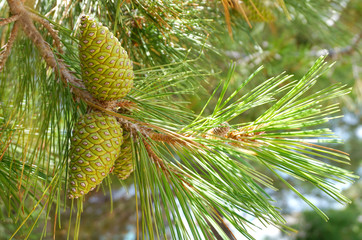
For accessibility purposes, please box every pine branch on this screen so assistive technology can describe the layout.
[0,14,19,26]
[1,1,359,239]
[143,139,169,173]
[30,12,64,54]
[4,0,201,154]
[6,0,90,100]
[0,21,19,72]
[117,116,197,149]
[115,99,137,111]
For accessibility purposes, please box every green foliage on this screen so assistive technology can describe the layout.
[292,203,362,240]
[0,0,361,239]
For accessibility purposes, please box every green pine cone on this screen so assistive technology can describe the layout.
[113,131,134,180]
[68,111,123,199]
[79,15,134,101]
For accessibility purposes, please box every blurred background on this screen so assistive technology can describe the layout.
[0,0,361,239]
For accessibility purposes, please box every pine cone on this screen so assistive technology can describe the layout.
[68,111,123,199]
[113,131,134,180]
[79,15,134,101]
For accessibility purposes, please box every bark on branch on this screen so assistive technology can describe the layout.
[30,12,64,54]
[6,0,96,103]
[0,21,19,71]
[0,14,19,26]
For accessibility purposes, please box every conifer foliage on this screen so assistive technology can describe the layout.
[0,0,359,239]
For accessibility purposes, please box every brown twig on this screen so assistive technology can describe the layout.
[113,110,201,146]
[143,139,168,172]
[5,0,203,157]
[0,14,20,26]
[117,115,195,149]
[117,117,152,137]
[142,139,193,185]
[0,21,19,72]
[6,0,97,104]
[148,131,189,145]
[209,207,237,240]
[116,100,137,111]
[227,128,264,142]
[30,12,64,54]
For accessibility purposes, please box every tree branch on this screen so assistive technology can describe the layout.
[142,139,193,184]
[143,139,169,172]
[0,14,20,26]
[116,100,137,111]
[5,0,203,157]
[6,0,97,103]
[0,21,19,72]
[30,12,64,54]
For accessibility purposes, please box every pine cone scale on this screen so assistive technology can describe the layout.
[68,112,123,199]
[79,16,134,101]
[113,131,134,180]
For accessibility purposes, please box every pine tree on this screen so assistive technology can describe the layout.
[0,0,360,239]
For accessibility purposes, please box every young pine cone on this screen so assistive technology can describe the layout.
[68,111,123,199]
[113,131,134,180]
[79,15,134,101]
